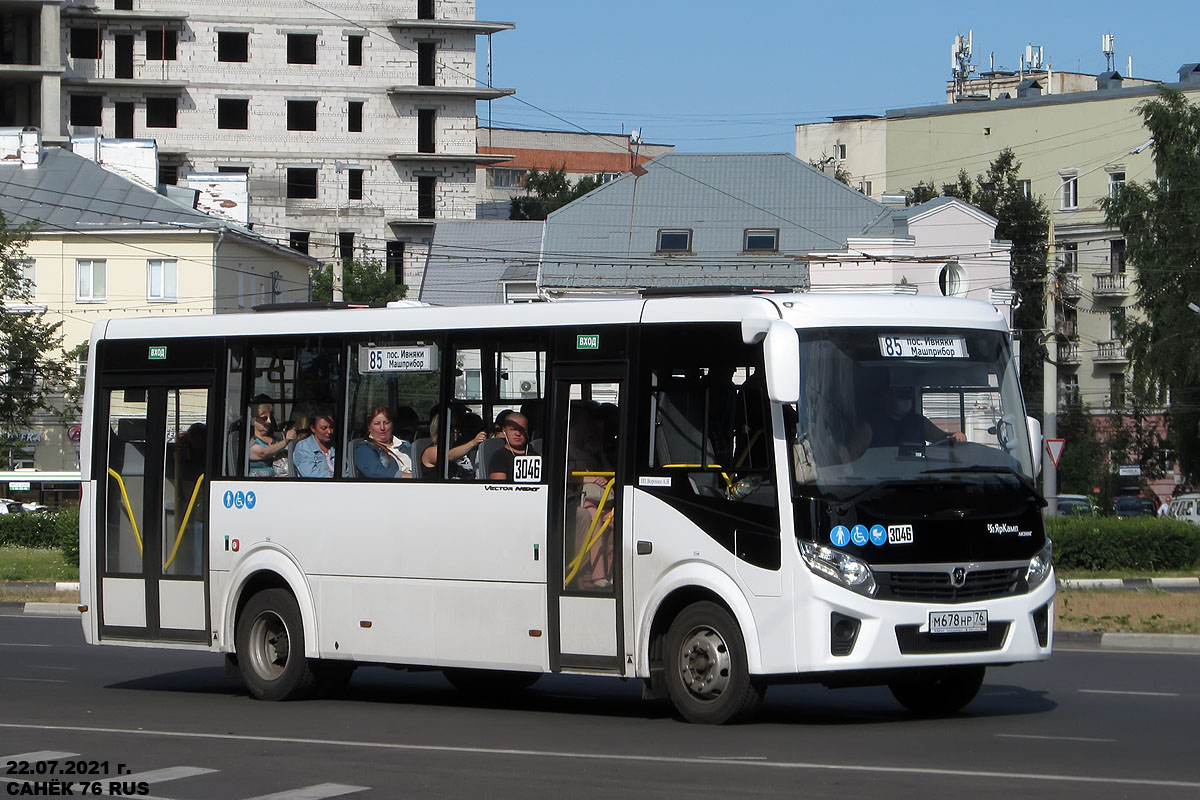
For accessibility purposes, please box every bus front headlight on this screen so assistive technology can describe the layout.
[800,541,877,597]
[1026,539,1053,590]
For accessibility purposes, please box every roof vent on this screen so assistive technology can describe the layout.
[1016,79,1042,98]
[1097,70,1123,90]
[1178,63,1200,84]
[880,193,907,208]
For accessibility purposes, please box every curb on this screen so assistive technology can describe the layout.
[0,581,80,592]
[1056,630,1200,651]
[1059,577,1200,591]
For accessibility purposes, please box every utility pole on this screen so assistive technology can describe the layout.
[1042,213,1058,514]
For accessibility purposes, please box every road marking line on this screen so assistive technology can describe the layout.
[242,783,371,799]
[122,766,218,783]
[698,756,769,761]
[0,722,1197,790]
[0,642,52,647]
[0,751,78,762]
[996,734,1116,743]
[1055,647,1200,657]
[1079,689,1180,697]
[1,677,68,683]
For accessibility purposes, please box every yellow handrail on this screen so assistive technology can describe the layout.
[106,468,143,556]
[565,476,615,587]
[163,474,204,572]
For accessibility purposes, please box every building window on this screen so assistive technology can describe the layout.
[386,241,405,284]
[286,100,318,131]
[417,42,435,86]
[657,229,692,252]
[70,95,102,126]
[146,28,177,61]
[1110,307,1125,340]
[858,180,872,196]
[599,172,622,183]
[1018,179,1031,198]
[1108,171,1125,199]
[418,0,435,19]
[76,260,106,302]
[1109,373,1125,409]
[19,260,35,296]
[1061,305,1078,339]
[938,262,967,297]
[286,168,318,199]
[417,108,436,153]
[1111,239,1126,274]
[115,102,134,137]
[348,168,363,200]
[338,232,355,261]
[115,0,133,9]
[289,232,310,254]
[158,164,178,185]
[147,259,177,301]
[348,101,364,132]
[486,167,525,188]
[287,33,318,65]
[217,98,249,129]
[1060,175,1078,210]
[218,165,250,174]
[69,28,101,59]
[145,97,177,128]
[835,143,846,160]
[1062,241,1078,271]
[1060,374,1080,406]
[417,176,436,218]
[217,31,249,62]
[744,228,778,252]
[348,35,363,66]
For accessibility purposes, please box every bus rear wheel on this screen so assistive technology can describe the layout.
[236,588,317,701]
[888,665,985,716]
[664,602,764,724]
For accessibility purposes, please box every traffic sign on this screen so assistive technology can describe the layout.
[1046,438,1065,467]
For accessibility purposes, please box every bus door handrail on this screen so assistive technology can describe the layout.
[565,471,615,587]
[106,468,144,556]
[163,474,205,572]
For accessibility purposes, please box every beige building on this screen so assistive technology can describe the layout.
[0,128,314,502]
[797,65,1200,434]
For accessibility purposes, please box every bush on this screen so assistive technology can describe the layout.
[1047,516,1200,571]
[0,509,79,565]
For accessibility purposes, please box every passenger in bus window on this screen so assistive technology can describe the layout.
[354,405,412,479]
[492,408,514,436]
[488,412,538,480]
[247,397,295,477]
[849,384,965,457]
[293,411,336,478]
[421,410,487,479]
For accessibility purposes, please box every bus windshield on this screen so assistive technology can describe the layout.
[792,327,1035,499]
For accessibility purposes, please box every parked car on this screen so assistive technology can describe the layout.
[20,502,48,513]
[1169,493,1200,525]
[1112,495,1156,518]
[0,499,25,515]
[1055,494,1099,516]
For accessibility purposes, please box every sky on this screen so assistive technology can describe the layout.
[475,0,1197,153]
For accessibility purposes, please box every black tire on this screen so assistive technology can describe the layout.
[235,588,317,701]
[888,665,985,716]
[443,668,541,695]
[664,601,764,724]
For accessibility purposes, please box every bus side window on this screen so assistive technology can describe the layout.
[222,345,245,477]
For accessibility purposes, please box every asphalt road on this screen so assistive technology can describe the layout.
[2,613,1198,799]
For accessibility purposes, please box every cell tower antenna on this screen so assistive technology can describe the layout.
[951,30,976,99]
[1102,34,1115,72]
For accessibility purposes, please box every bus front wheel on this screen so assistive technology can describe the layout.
[664,602,764,724]
[236,588,317,701]
[888,665,985,716]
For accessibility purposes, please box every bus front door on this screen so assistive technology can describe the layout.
[97,380,212,642]
[551,374,625,672]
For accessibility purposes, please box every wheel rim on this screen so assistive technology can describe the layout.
[247,610,290,682]
[677,625,731,702]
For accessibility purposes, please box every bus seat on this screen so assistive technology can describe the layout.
[286,439,299,478]
[344,439,366,477]
[410,437,432,479]
[475,437,505,479]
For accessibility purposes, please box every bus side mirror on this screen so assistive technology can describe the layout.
[764,320,800,404]
[1027,416,1042,475]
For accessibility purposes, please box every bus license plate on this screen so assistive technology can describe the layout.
[928,609,987,634]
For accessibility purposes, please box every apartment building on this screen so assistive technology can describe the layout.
[2,0,513,299]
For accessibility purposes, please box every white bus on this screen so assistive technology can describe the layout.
[79,292,1053,724]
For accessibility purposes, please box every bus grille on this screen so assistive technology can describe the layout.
[876,567,1025,603]
[895,622,1011,654]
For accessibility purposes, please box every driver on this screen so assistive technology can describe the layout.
[848,385,965,456]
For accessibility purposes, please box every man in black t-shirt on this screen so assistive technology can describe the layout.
[488,413,538,480]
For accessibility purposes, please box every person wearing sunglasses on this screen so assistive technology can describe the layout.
[247,400,295,477]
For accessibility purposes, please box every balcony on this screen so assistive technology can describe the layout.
[1095,340,1129,364]
[1059,273,1082,298]
[387,85,514,101]
[387,19,514,35]
[1058,341,1082,365]
[1093,272,1129,297]
[388,152,514,165]
[62,8,188,24]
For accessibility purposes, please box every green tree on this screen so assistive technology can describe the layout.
[1056,399,1107,495]
[509,166,600,220]
[0,215,75,466]
[1103,87,1200,483]
[809,156,852,186]
[905,151,1050,412]
[310,252,407,305]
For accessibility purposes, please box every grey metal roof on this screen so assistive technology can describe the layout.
[419,219,544,305]
[0,147,249,233]
[540,153,884,290]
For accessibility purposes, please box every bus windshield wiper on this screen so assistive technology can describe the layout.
[920,465,1046,506]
